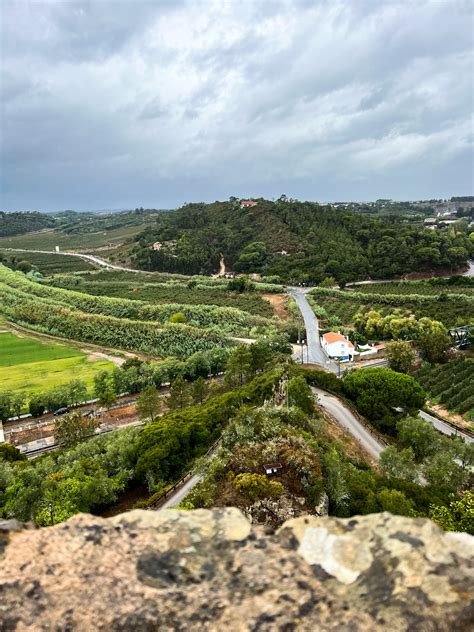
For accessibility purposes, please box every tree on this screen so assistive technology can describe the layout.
[191,377,208,405]
[422,452,469,491]
[385,341,415,373]
[54,412,99,447]
[225,345,253,387]
[342,368,426,433]
[323,448,349,512]
[99,386,116,410]
[94,371,116,409]
[429,491,474,534]
[376,488,415,516]
[288,376,314,414]
[167,375,190,410]
[0,391,14,422]
[0,443,26,462]
[28,395,45,417]
[396,416,440,461]
[11,392,25,418]
[67,379,87,406]
[249,340,273,374]
[136,385,162,423]
[415,318,451,363]
[379,447,420,483]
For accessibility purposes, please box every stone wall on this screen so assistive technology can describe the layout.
[0,509,472,631]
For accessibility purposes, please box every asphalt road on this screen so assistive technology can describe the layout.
[312,387,386,460]
[159,474,203,509]
[287,287,337,371]
[419,410,473,444]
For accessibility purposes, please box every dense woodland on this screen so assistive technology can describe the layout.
[131,199,473,284]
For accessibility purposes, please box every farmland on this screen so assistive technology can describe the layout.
[416,356,474,424]
[1,250,97,274]
[0,331,114,396]
[308,285,474,330]
[0,222,155,251]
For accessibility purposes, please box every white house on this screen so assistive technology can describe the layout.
[321,332,354,360]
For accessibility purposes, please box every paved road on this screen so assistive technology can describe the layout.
[313,388,385,459]
[287,287,337,371]
[419,410,473,444]
[159,474,203,509]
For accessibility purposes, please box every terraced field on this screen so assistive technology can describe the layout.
[416,356,474,423]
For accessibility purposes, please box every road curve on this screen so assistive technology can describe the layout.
[419,410,473,444]
[313,387,386,460]
[4,248,153,274]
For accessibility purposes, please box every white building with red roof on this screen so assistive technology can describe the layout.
[321,332,355,360]
[240,199,257,208]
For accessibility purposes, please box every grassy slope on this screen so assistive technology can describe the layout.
[0,332,113,395]
[2,251,97,274]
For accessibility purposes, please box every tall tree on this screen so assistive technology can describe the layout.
[136,385,161,423]
[54,412,99,447]
[191,377,208,405]
[167,375,190,410]
[225,345,253,387]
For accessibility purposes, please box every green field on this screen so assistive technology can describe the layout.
[0,332,114,395]
[1,251,97,275]
[0,223,155,251]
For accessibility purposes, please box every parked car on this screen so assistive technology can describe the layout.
[53,407,69,416]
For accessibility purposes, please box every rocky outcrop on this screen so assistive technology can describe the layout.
[0,509,472,631]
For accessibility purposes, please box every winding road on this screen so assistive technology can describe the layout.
[312,388,386,459]
[287,287,337,370]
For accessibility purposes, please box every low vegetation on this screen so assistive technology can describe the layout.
[416,356,474,422]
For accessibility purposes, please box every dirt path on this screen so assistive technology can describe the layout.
[262,293,289,320]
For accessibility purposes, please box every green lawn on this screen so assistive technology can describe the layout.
[0,332,114,395]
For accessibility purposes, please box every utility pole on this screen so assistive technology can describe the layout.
[48,502,54,526]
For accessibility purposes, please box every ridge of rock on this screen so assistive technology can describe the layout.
[0,509,472,631]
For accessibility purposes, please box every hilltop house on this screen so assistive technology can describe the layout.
[240,200,257,208]
[321,332,354,360]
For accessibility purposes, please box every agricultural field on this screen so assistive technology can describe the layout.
[0,222,155,251]
[352,280,474,296]
[308,286,474,329]
[415,356,474,425]
[1,250,97,275]
[49,275,276,318]
[0,331,114,396]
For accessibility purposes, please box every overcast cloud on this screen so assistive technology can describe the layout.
[1,0,473,211]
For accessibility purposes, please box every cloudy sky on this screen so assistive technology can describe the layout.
[1,0,473,211]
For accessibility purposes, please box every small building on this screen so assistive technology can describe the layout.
[240,200,258,208]
[321,332,354,360]
[263,463,283,476]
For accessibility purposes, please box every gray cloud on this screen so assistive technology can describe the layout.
[1,0,473,211]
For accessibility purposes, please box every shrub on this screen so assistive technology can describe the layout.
[233,473,284,501]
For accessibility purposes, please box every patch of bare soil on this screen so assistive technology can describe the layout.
[319,408,380,470]
[427,402,471,429]
[86,351,125,366]
[262,293,290,320]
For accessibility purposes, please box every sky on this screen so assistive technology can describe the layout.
[1,0,473,212]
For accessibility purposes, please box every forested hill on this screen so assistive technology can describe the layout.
[132,198,473,284]
[0,211,56,237]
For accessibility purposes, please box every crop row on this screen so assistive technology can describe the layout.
[0,284,232,359]
[0,266,272,336]
[416,357,474,419]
